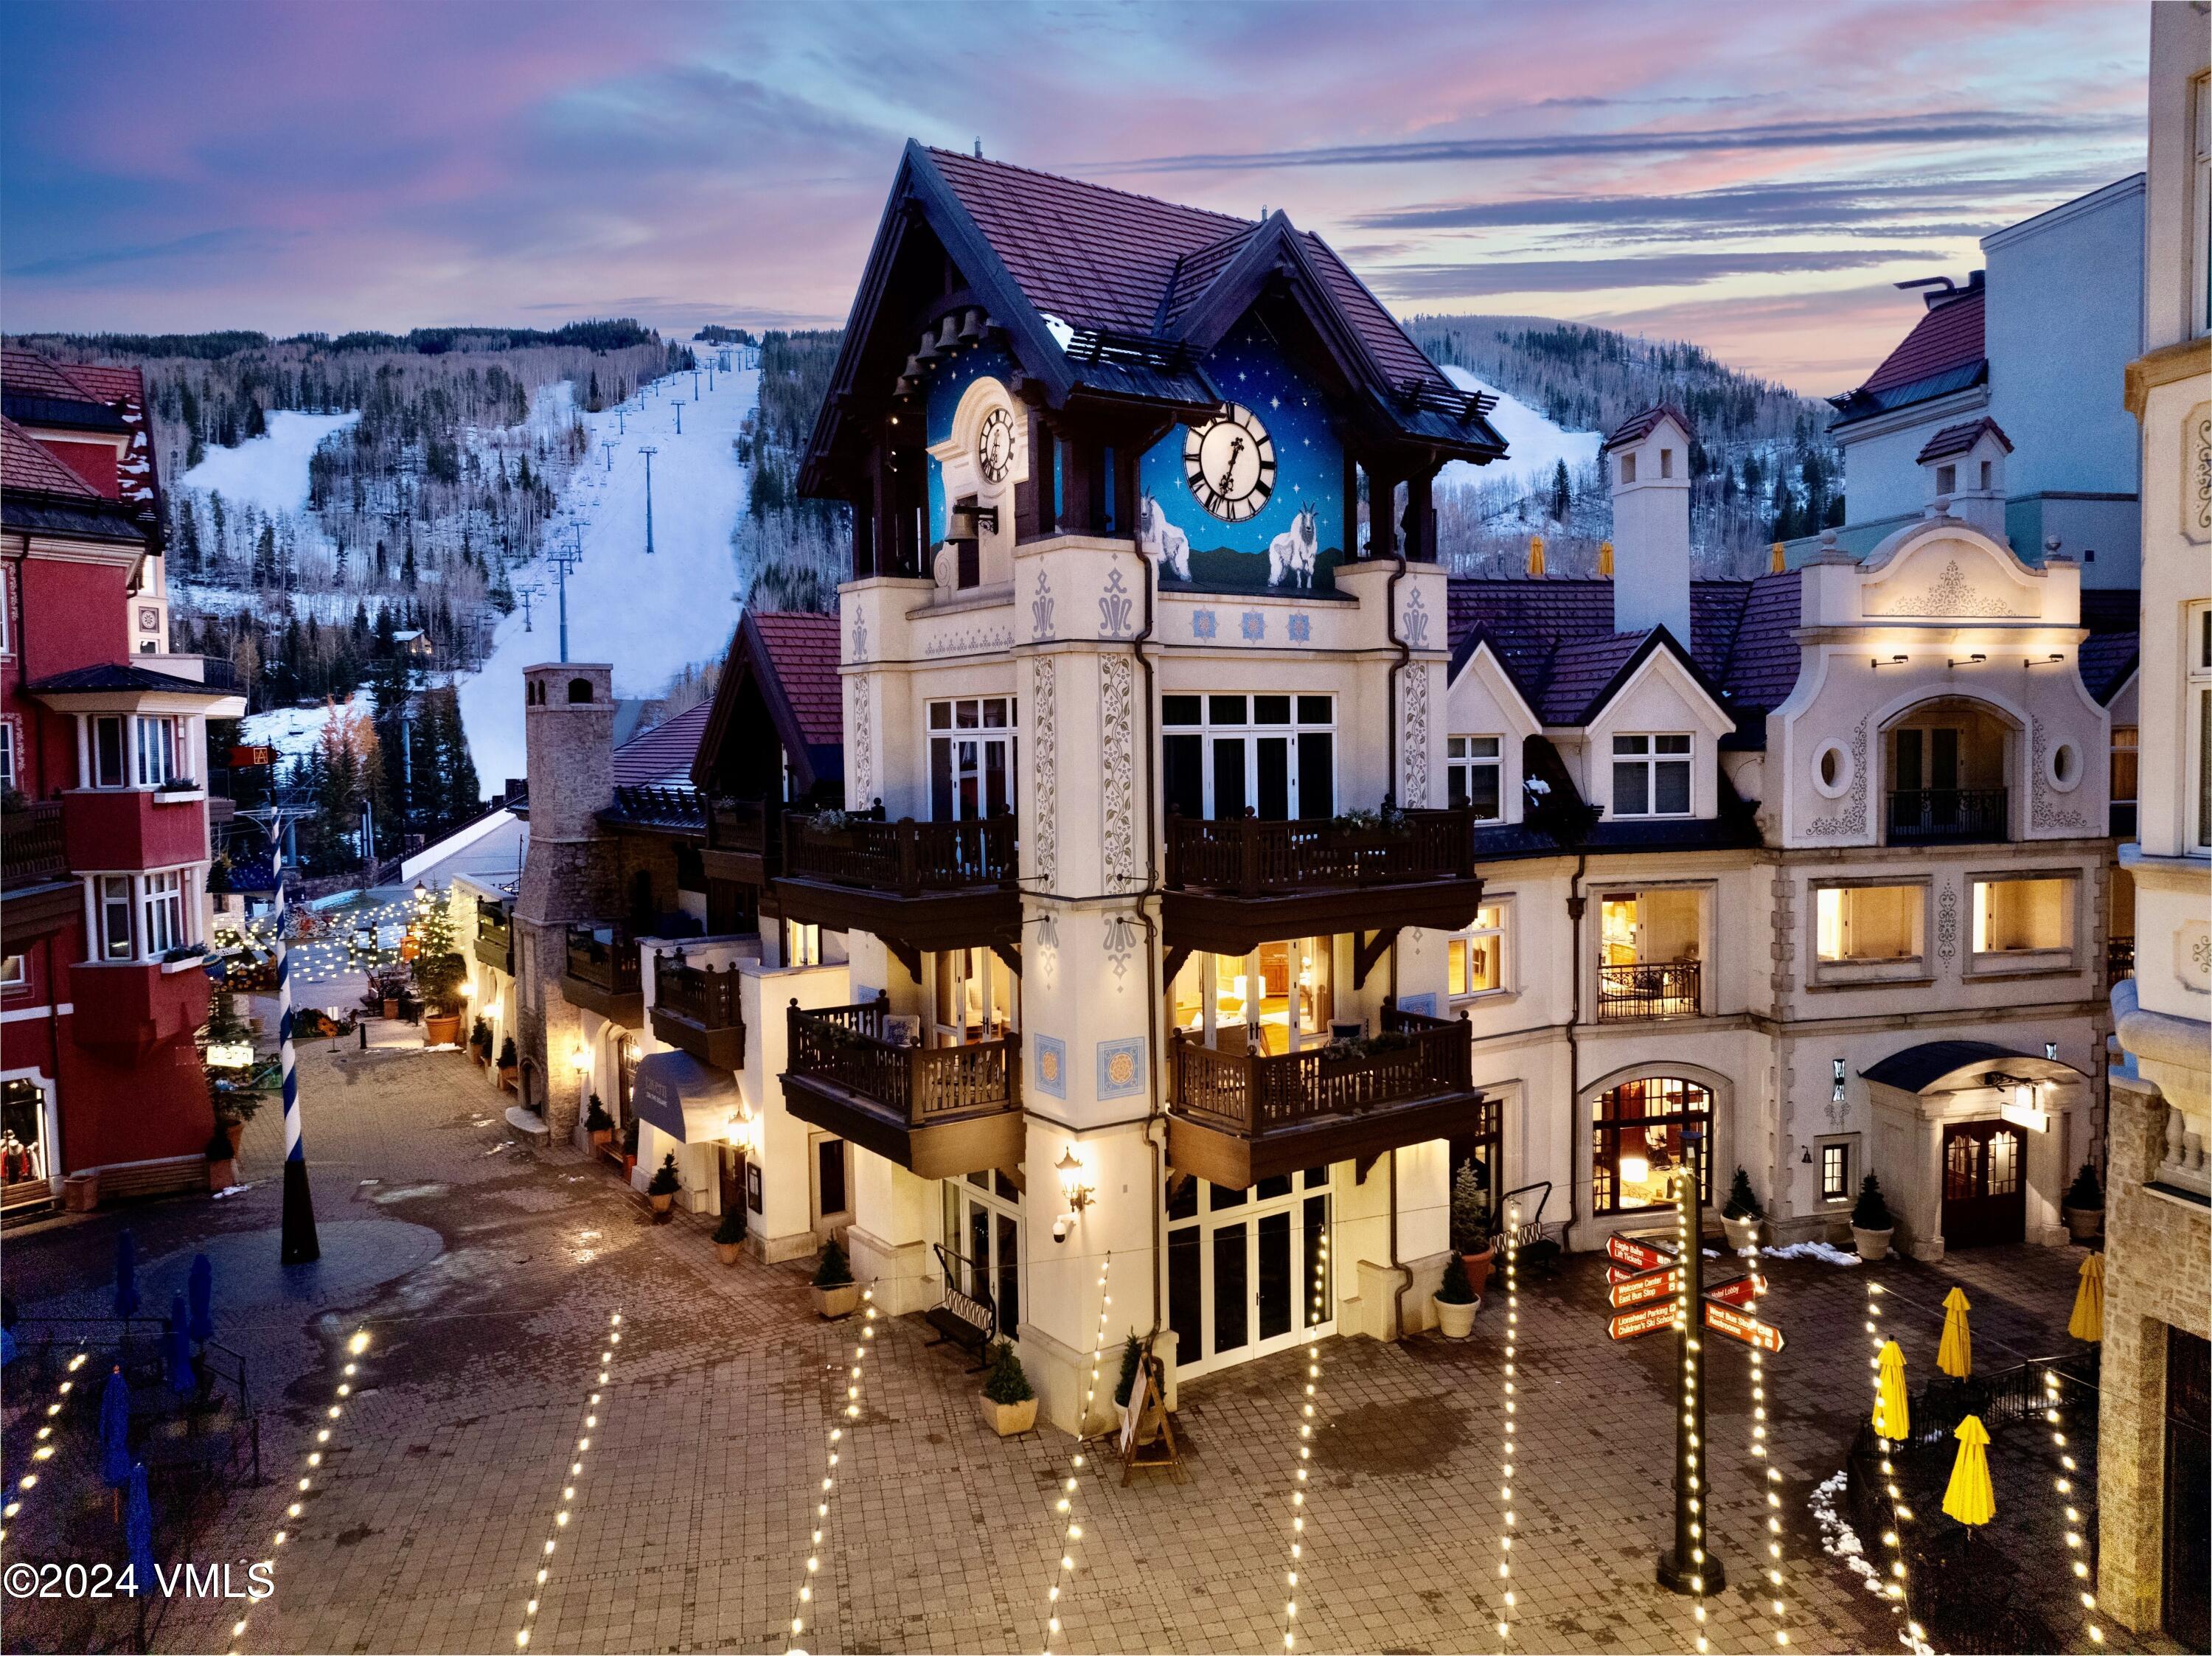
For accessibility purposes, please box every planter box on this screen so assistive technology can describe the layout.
[715,1241,745,1266]
[1851,1224,1895,1262]
[1434,1294,1480,1340]
[207,1158,236,1191]
[981,1394,1038,1437]
[1460,1247,1495,1298]
[813,1282,860,1320]
[223,1120,246,1155]
[2062,1206,2103,1244]
[422,1013,462,1047]
[1722,1214,1764,1253]
[63,1172,100,1212]
[648,1191,675,1214]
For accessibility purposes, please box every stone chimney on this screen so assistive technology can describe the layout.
[1916,417,2011,542]
[516,661,615,927]
[1603,406,1693,639]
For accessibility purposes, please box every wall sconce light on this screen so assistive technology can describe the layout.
[1947,653,1987,668]
[1832,1057,1848,1104]
[2023,653,2065,667]
[569,1043,591,1074]
[1055,1145,1095,1229]
[2044,1041,2059,1062]
[1871,654,1910,669]
[724,1111,759,1155]
[1801,1145,1814,1166]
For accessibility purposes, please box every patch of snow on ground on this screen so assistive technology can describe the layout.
[180,411,360,515]
[238,698,358,762]
[1810,1471,1934,1655]
[1436,364,1601,493]
[1766,1241,1862,1267]
[456,369,755,793]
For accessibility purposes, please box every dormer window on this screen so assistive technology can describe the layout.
[1620,453,1636,485]
[1658,448,1673,479]
[1936,464,1957,495]
[1978,460,1992,490]
[1611,734,1691,818]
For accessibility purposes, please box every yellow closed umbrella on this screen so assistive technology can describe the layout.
[1938,1286,1973,1379]
[1873,1339,1910,1441]
[2069,1253,2104,1343]
[1941,1414,1995,1528]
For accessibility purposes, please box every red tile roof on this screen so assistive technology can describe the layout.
[0,349,159,514]
[611,700,711,787]
[1859,290,1984,396]
[1915,416,2012,465]
[1602,404,1694,451]
[750,611,843,749]
[1,415,102,498]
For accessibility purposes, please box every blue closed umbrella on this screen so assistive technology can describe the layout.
[187,1255,213,1346]
[164,1295,194,1399]
[100,1367,133,1489]
[113,1231,140,1320]
[124,1464,156,1594]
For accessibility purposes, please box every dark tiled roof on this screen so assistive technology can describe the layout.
[28,662,234,696]
[0,351,159,518]
[1536,634,1646,724]
[1602,404,1692,451]
[602,784,705,832]
[751,611,843,748]
[1915,417,2011,464]
[2079,634,2138,705]
[2,415,102,498]
[612,702,711,787]
[1,394,130,434]
[1832,290,1986,424]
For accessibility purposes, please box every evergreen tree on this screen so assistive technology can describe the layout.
[1549,459,1571,523]
[400,538,419,591]
[254,522,278,584]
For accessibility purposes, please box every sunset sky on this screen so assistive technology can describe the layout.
[0,0,2151,394]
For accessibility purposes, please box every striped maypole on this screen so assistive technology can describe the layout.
[274,846,321,1265]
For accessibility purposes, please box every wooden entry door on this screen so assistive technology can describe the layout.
[1941,1121,2025,1248]
[717,1145,745,1220]
[2165,1329,2210,1651]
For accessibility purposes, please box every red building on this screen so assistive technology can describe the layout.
[2,348,241,1216]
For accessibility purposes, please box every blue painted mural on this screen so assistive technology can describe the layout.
[1138,323,1343,594]
[922,343,1017,544]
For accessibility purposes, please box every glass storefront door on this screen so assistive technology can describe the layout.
[945,1171,1023,1335]
[1,1077,49,1211]
[932,948,1015,1046]
[1165,1168,1332,1377]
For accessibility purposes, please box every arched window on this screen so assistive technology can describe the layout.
[566,678,594,704]
[1592,1076,1713,1214]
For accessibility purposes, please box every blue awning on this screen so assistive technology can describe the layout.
[632,1049,738,1144]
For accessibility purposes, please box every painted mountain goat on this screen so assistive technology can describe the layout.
[1137,488,1192,581]
[1267,503,1319,589]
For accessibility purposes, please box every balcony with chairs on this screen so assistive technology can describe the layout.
[1163,807,1484,956]
[1167,1006,1489,1188]
[781,995,1022,1180]
[650,951,745,1071]
[1596,961,1702,1022]
[773,811,1020,962]
[473,898,514,975]
[562,927,644,1025]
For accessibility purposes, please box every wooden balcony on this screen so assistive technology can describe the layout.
[473,899,514,975]
[2107,935,2135,985]
[771,813,1020,963]
[1596,961,1701,1023]
[1168,1008,1490,1188]
[781,997,1022,1180]
[1885,787,2008,846]
[1163,808,1483,956]
[650,953,745,1071]
[562,928,643,1025]
[702,795,779,886]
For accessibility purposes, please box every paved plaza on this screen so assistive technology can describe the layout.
[1,1028,2138,1655]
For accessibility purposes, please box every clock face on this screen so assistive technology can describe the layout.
[1184,403,1276,521]
[977,406,1015,484]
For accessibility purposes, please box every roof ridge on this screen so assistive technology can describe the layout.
[923,146,1255,230]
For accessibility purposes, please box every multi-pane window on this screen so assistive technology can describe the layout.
[136,716,181,786]
[0,718,15,797]
[99,876,134,959]
[1447,737,1503,820]
[1448,904,1506,997]
[2192,603,2212,852]
[1161,695,1333,821]
[1971,877,2074,956]
[785,920,822,968]
[142,870,185,956]
[1,953,24,987]
[91,716,128,787]
[2111,725,2138,807]
[1611,734,1691,818]
[1820,1140,1852,1204]
[1815,885,1924,962]
[928,697,1015,821]
[1591,1075,1712,1214]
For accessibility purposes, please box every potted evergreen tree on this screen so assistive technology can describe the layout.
[469,1017,493,1068]
[408,894,467,1046]
[713,1203,748,1265]
[1433,1253,1480,1339]
[204,1127,237,1192]
[620,1117,639,1176]
[2061,1161,2104,1244]
[584,1096,614,1150]
[1850,1174,1896,1261]
[496,1036,519,1093]
[980,1340,1038,1437]
[1450,1158,1496,1296]
[645,1152,681,1214]
[1722,1167,1765,1252]
[812,1239,858,1319]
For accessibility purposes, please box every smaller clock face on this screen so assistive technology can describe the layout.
[1184,403,1276,521]
[977,406,1015,484]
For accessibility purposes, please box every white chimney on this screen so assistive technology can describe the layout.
[1916,417,2011,542]
[1604,406,1693,639]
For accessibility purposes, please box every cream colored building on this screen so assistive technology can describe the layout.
[2098,4,2211,1645]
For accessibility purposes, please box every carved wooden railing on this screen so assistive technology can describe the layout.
[1885,787,2008,845]
[1596,961,1701,1022]
[782,814,1017,895]
[708,796,774,856]
[565,928,641,994]
[1168,1007,1472,1137]
[1,803,66,889]
[655,953,742,1029]
[1165,807,1475,896]
[787,996,1019,1124]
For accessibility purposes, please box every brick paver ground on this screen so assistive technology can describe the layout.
[0,1030,2135,1655]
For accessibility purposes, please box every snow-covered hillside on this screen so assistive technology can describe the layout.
[454,367,756,792]
[179,410,358,515]
[1437,364,1601,492]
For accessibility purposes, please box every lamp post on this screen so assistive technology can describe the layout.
[240,801,322,1267]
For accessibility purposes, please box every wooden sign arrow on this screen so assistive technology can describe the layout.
[1703,1300,1785,1353]
[1702,1273,1766,1309]
[1608,1302,1677,1342]
[1607,1266,1684,1309]
[1606,1233,1677,1273]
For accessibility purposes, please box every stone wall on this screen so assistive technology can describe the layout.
[2094,1071,2211,1632]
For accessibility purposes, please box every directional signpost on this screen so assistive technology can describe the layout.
[1704,1300,1785,1352]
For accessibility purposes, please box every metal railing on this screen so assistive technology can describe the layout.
[1169,1007,1472,1136]
[787,996,1019,1124]
[782,814,1017,894]
[2106,935,2135,984]
[1596,961,1702,1022]
[1885,787,2008,844]
[565,928,640,995]
[1,801,66,888]
[1166,807,1475,895]
[653,954,741,1029]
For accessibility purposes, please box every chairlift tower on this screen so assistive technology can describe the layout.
[639,447,659,554]
[549,525,584,663]
[602,441,615,474]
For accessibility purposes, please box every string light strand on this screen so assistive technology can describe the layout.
[2043,1366,2103,1646]
[1493,1203,1519,1652]
[0,1347,89,1551]
[786,1287,877,1655]
[1675,1174,1709,1655]
[513,1309,622,1650]
[1863,1281,1927,1651]
[1745,1242,1790,1648]
[1281,1231,1327,1652]
[1043,1252,1113,1656]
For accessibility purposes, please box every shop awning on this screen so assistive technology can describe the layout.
[1861,1040,2085,1095]
[632,1049,739,1144]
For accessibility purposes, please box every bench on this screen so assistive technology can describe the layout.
[88,1156,204,1207]
[923,1242,998,1371]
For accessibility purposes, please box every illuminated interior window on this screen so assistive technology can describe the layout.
[1449,905,1506,996]
[1169,939,1334,1054]
[1591,1075,1712,1214]
[1814,885,1923,962]
[1970,877,2073,954]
